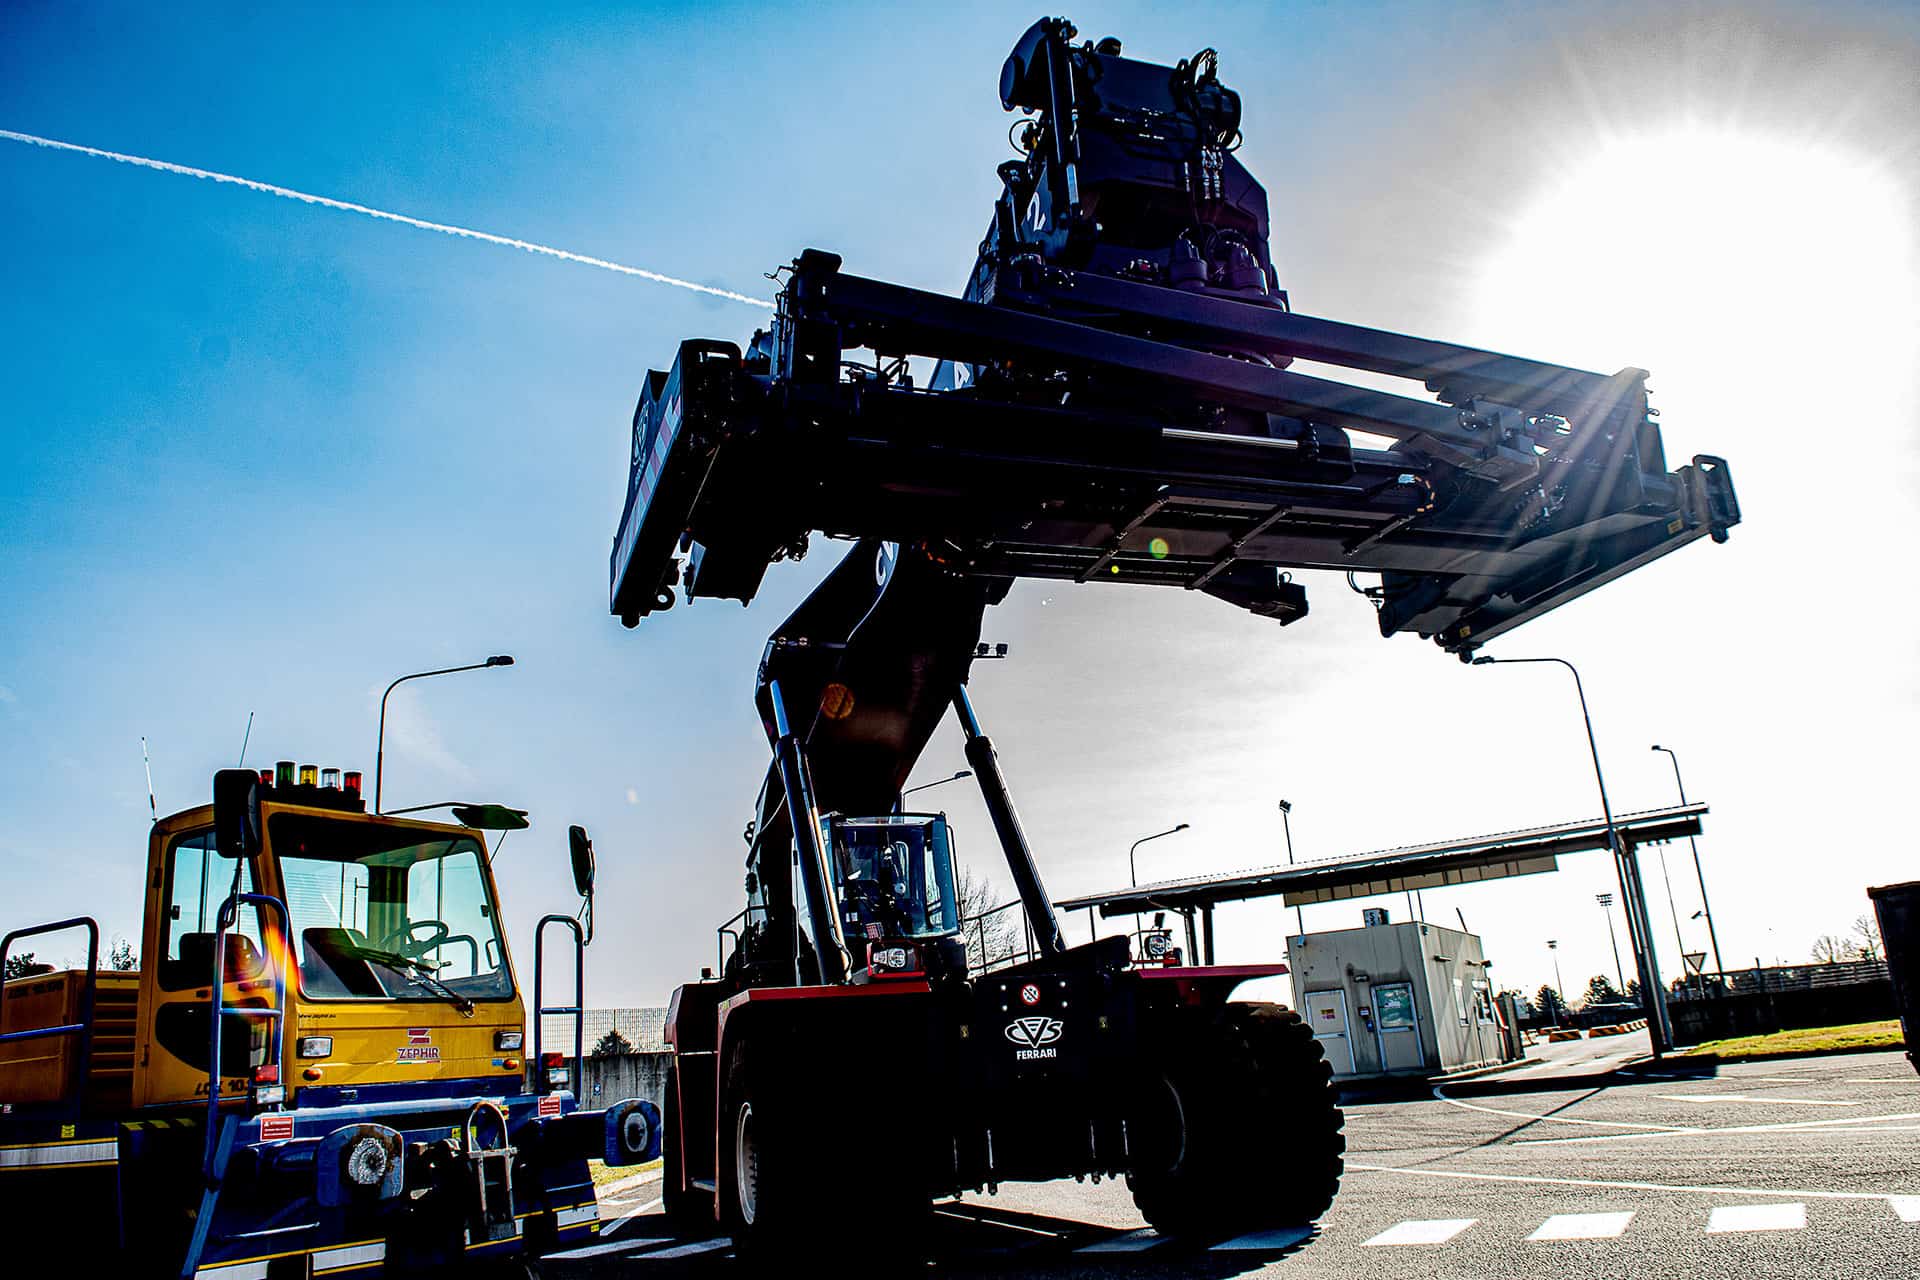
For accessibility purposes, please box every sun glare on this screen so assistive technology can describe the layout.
[1474,128,1914,428]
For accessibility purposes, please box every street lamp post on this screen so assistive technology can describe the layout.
[1128,824,1191,889]
[1652,744,1724,979]
[1472,653,1672,1053]
[899,770,973,804]
[374,656,514,813]
[1596,893,1626,994]
[1279,799,1303,937]
[1547,939,1566,1022]
[1128,823,1190,941]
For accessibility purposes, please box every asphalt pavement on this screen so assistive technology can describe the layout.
[537,1049,1918,1279]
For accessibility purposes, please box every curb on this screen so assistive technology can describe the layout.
[1670,1042,1906,1066]
[596,1161,665,1199]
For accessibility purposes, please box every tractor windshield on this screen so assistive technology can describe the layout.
[827,814,960,941]
[269,812,514,1004]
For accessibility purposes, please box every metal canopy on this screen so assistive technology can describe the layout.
[1057,803,1708,917]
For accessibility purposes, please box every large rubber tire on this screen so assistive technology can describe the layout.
[717,1030,930,1262]
[660,1063,709,1235]
[1128,1002,1345,1239]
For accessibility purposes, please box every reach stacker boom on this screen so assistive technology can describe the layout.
[604,15,1740,1259]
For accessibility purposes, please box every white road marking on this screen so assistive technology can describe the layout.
[1077,1229,1163,1253]
[937,1207,1070,1238]
[644,1239,733,1260]
[1528,1211,1634,1240]
[1362,1218,1477,1246]
[1658,1093,1856,1106]
[1348,1161,1909,1206]
[1892,1197,1920,1223]
[544,1236,675,1261]
[600,1197,664,1237]
[1432,1086,1700,1133]
[1517,1109,1920,1146]
[1213,1226,1314,1251]
[1707,1203,1806,1233]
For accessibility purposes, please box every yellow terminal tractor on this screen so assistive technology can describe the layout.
[0,763,658,1275]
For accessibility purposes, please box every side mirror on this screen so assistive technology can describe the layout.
[213,769,262,860]
[568,826,596,899]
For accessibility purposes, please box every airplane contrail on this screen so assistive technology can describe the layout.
[0,127,773,309]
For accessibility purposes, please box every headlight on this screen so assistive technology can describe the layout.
[494,1030,524,1052]
[297,1036,333,1059]
[868,943,921,977]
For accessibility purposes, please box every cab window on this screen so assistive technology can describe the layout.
[158,828,264,991]
[271,813,513,1003]
[828,815,960,941]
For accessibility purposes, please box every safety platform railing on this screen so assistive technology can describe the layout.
[0,915,100,1123]
[532,914,584,1094]
[202,892,290,1175]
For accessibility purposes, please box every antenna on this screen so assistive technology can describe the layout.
[237,710,255,767]
[141,736,158,825]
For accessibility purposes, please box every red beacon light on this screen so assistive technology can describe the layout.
[342,771,363,798]
[258,769,273,787]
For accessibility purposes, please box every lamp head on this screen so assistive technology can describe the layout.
[486,655,515,667]
[1174,822,1190,832]
[1471,655,1496,666]
[1278,799,1292,814]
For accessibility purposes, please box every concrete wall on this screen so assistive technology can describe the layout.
[574,1051,671,1109]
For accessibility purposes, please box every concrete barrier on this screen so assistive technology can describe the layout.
[1586,1019,1647,1038]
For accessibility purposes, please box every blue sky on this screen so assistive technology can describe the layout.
[3,1,1916,1007]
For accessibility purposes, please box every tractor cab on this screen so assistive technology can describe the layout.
[823,813,967,982]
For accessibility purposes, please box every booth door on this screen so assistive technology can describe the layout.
[1372,980,1425,1072]
[1304,989,1356,1075]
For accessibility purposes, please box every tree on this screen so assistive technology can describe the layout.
[3,951,38,980]
[1811,934,1850,964]
[108,939,137,971]
[1583,974,1621,1007]
[958,866,1018,970]
[1623,978,1641,1001]
[590,1027,634,1059]
[1850,914,1884,963]
[1533,984,1564,1022]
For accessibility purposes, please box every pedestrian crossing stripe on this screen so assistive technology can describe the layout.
[1363,1218,1477,1246]
[1707,1203,1807,1234]
[1529,1211,1634,1240]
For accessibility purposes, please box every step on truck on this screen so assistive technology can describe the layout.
[0,762,659,1275]
[603,14,1739,1259]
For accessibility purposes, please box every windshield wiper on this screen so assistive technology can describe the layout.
[348,946,476,1016]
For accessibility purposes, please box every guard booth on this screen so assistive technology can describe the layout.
[1288,915,1508,1080]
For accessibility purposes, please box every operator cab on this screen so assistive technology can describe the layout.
[823,813,968,982]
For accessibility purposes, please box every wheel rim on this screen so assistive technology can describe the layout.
[733,1100,759,1226]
